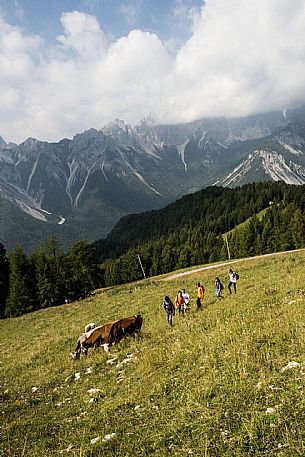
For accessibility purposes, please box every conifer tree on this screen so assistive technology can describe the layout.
[292,209,305,248]
[32,238,67,308]
[5,246,36,317]
[0,243,9,318]
[67,240,97,298]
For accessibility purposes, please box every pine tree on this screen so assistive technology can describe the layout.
[32,238,68,308]
[292,209,305,248]
[5,246,36,317]
[67,241,97,298]
[0,243,9,318]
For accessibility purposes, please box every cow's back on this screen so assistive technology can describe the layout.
[113,315,143,342]
[85,321,118,346]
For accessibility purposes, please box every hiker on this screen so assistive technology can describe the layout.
[228,268,237,294]
[182,288,190,313]
[163,295,175,326]
[215,277,224,298]
[195,282,205,309]
[175,290,185,316]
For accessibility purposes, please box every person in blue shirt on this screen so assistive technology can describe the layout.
[215,277,224,298]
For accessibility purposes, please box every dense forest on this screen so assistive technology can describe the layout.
[98,182,305,285]
[93,182,303,261]
[1,181,305,318]
[0,239,102,318]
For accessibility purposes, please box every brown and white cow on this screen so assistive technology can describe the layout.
[70,320,118,359]
[70,315,143,359]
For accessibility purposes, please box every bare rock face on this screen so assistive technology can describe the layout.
[0,106,305,251]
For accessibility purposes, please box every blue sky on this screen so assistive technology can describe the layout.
[0,0,305,143]
[0,0,202,48]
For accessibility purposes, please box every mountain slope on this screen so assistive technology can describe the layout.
[217,121,305,187]
[1,250,305,456]
[1,108,305,252]
[93,181,298,262]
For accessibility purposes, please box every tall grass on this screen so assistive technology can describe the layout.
[1,251,305,456]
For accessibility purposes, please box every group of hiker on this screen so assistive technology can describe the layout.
[163,268,239,326]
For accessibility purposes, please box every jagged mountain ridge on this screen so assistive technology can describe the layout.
[217,120,305,187]
[0,107,304,252]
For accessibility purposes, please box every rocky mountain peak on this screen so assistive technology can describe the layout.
[101,118,142,149]
[20,137,45,150]
[0,136,7,148]
[102,119,132,136]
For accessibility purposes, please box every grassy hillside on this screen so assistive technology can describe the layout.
[223,207,270,238]
[1,250,305,456]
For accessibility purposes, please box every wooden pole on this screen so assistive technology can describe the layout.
[225,236,231,260]
[137,254,146,279]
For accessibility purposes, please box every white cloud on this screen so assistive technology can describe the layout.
[57,11,108,59]
[1,1,305,143]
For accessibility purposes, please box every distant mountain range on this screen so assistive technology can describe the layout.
[1,106,305,252]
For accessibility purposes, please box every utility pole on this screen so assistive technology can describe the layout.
[225,235,231,260]
[137,254,146,279]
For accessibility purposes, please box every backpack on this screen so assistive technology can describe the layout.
[220,282,224,291]
[235,272,239,280]
[164,300,173,313]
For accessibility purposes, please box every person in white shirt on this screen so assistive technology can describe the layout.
[182,288,190,313]
[228,268,237,294]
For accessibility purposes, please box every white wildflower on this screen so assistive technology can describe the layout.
[134,405,141,411]
[281,361,300,372]
[106,358,117,365]
[102,433,116,442]
[86,367,93,374]
[256,381,263,389]
[268,384,275,389]
[87,388,100,396]
[90,436,101,445]
[74,372,81,380]
[32,387,39,393]
[266,407,276,415]
[121,358,132,365]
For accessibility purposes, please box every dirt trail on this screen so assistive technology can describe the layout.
[160,248,305,281]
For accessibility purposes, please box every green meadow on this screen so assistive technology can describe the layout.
[1,250,305,456]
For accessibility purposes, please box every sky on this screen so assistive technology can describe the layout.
[0,0,305,144]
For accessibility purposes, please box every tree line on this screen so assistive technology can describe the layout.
[102,200,305,286]
[2,181,305,317]
[0,239,103,318]
[93,181,303,262]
